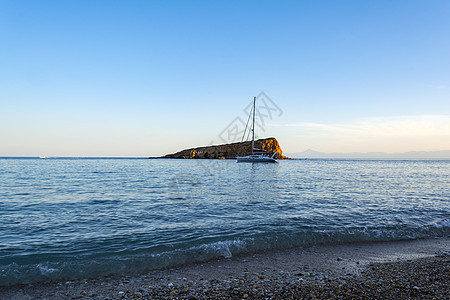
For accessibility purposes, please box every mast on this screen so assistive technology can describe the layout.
[251,96,256,154]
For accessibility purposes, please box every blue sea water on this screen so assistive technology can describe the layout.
[0,158,449,285]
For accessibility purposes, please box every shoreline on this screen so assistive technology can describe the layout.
[1,237,448,299]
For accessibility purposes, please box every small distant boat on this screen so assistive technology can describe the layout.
[39,156,47,159]
[237,97,278,163]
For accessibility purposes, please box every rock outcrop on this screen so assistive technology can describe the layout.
[156,137,288,159]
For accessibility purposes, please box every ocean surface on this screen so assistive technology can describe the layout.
[1,158,449,285]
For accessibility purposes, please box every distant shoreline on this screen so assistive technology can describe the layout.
[287,149,450,160]
[289,157,450,161]
[0,156,149,159]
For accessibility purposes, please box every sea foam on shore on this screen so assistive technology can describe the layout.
[1,238,448,299]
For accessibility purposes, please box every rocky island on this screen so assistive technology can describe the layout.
[155,137,288,159]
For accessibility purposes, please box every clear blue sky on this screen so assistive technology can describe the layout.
[1,0,449,156]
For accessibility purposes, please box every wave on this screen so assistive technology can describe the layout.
[1,220,448,286]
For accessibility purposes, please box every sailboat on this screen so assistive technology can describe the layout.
[236,97,279,163]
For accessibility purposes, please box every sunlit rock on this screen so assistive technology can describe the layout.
[155,137,288,159]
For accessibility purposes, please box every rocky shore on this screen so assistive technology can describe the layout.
[155,137,288,159]
[1,238,448,299]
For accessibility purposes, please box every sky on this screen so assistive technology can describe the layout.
[1,0,449,157]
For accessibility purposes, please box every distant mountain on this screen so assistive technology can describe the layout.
[286,149,450,159]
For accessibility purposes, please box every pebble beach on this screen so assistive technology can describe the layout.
[1,238,448,299]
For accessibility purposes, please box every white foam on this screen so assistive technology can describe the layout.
[38,264,58,275]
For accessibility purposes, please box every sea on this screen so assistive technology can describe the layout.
[0,158,449,286]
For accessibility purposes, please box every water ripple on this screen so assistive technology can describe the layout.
[0,158,449,285]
